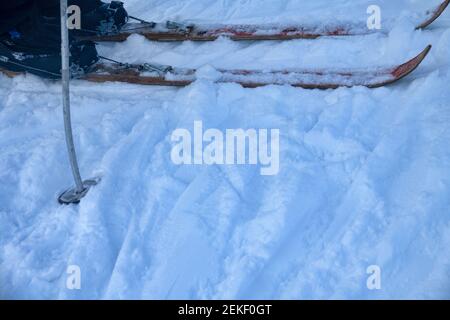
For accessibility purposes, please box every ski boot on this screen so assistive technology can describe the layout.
[38,1,128,37]
[0,5,100,80]
[79,1,129,36]
[0,39,99,79]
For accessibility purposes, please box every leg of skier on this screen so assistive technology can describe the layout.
[76,0,129,36]
[37,0,129,36]
[0,0,101,79]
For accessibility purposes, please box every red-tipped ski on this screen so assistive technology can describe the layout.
[83,45,431,89]
[416,0,450,29]
[87,1,449,42]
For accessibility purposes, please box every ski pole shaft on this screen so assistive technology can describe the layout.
[60,0,84,193]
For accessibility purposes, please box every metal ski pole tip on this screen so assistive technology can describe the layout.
[58,178,101,205]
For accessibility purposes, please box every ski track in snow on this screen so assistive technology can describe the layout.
[1,0,450,299]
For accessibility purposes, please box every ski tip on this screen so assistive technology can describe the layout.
[416,44,433,60]
[389,45,432,83]
[424,44,433,55]
[416,0,450,30]
[416,44,433,64]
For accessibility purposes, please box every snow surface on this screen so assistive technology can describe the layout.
[1,0,450,299]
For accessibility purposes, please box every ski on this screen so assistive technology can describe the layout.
[86,1,449,42]
[82,45,431,89]
[0,46,431,89]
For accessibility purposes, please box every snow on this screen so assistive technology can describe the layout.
[1,0,450,299]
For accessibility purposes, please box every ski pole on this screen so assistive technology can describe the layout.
[61,0,83,193]
[58,0,99,204]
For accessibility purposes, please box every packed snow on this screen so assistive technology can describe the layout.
[1,0,450,299]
